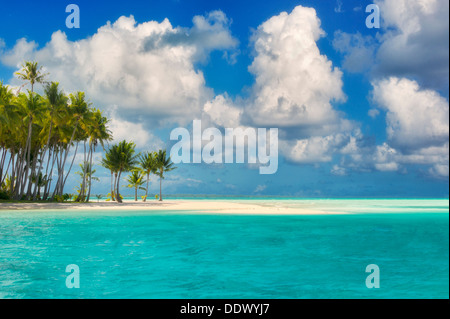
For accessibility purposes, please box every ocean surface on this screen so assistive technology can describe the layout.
[0,199,448,299]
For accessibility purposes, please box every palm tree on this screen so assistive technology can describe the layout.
[30,172,48,200]
[14,91,45,199]
[101,145,119,201]
[15,61,48,93]
[75,161,99,201]
[0,61,116,202]
[86,109,111,202]
[154,149,176,201]
[33,82,67,200]
[106,140,139,203]
[53,91,90,199]
[0,100,22,195]
[126,170,146,201]
[139,151,157,202]
[0,82,15,185]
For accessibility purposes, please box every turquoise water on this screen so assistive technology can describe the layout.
[0,201,448,299]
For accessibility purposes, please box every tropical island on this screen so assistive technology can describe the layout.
[0,61,332,215]
[0,63,346,215]
[0,61,176,204]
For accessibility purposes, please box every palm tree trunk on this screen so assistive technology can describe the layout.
[159,173,162,201]
[135,187,137,201]
[44,147,57,200]
[26,149,39,200]
[12,151,21,197]
[52,148,63,199]
[23,116,34,199]
[42,146,54,200]
[33,120,53,200]
[86,144,94,202]
[13,149,24,197]
[116,170,122,203]
[77,141,88,202]
[14,120,32,199]
[112,172,117,201]
[110,171,113,201]
[0,148,7,183]
[32,149,44,200]
[9,151,16,195]
[144,174,149,202]
[62,142,79,193]
[0,151,12,186]
[56,120,79,197]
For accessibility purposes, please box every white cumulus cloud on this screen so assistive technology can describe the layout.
[1,12,238,126]
[372,77,449,152]
[246,6,346,132]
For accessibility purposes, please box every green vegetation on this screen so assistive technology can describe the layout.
[126,170,146,201]
[138,151,157,202]
[74,162,99,202]
[1,61,177,203]
[154,149,177,201]
[101,140,139,203]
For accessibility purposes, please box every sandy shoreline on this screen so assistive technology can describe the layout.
[0,200,345,215]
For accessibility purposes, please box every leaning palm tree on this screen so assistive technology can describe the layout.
[30,172,48,200]
[81,109,111,202]
[0,82,15,185]
[33,82,67,200]
[15,61,48,93]
[75,161,99,201]
[139,151,157,202]
[14,91,46,199]
[101,145,119,201]
[53,91,90,199]
[154,149,176,201]
[126,170,146,201]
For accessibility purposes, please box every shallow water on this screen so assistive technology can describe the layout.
[0,200,448,299]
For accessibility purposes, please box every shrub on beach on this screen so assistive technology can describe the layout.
[0,190,10,200]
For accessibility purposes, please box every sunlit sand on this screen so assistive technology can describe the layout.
[0,200,345,215]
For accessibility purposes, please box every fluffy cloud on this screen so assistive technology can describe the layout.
[3,4,446,180]
[372,77,449,152]
[373,143,399,172]
[1,11,238,126]
[280,132,356,164]
[233,6,358,165]
[105,107,164,149]
[339,77,449,177]
[333,0,449,90]
[202,94,242,128]
[330,0,449,178]
[200,6,360,165]
[246,6,346,133]
[374,0,449,89]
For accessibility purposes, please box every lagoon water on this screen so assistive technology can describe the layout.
[0,199,448,298]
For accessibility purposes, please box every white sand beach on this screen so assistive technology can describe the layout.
[0,200,346,215]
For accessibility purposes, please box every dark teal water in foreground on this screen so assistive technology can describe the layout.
[0,209,448,298]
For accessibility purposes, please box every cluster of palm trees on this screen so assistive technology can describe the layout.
[0,61,177,202]
[102,144,176,202]
[0,61,113,201]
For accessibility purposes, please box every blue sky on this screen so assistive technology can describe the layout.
[0,0,448,197]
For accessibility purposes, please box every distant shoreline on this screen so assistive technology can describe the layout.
[0,200,345,215]
[1,198,448,215]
